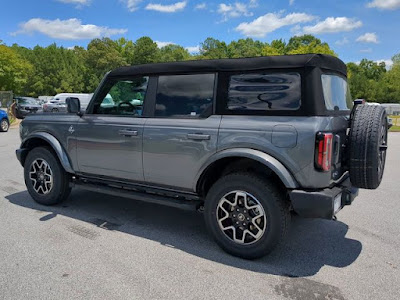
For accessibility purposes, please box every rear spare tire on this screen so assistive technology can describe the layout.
[348,104,388,189]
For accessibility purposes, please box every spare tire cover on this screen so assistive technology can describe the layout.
[348,104,388,189]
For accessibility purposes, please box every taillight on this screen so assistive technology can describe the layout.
[315,132,333,171]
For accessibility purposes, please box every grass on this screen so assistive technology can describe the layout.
[390,125,400,132]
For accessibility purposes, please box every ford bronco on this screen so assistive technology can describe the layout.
[16,54,388,259]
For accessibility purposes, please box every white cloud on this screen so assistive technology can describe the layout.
[155,40,176,48]
[356,32,379,43]
[303,17,362,34]
[289,0,295,5]
[335,37,349,46]
[375,59,393,68]
[236,12,316,38]
[121,0,142,12]
[367,0,400,10]
[218,2,253,21]
[145,1,187,13]
[360,48,372,53]
[56,0,90,5]
[185,46,200,53]
[12,18,127,40]
[195,3,207,10]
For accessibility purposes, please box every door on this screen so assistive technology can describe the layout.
[143,73,221,190]
[76,76,150,182]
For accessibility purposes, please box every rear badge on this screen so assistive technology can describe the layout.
[68,125,75,134]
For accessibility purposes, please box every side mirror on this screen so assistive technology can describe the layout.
[66,97,81,115]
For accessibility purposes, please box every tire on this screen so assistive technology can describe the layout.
[348,104,388,189]
[24,147,71,205]
[0,118,9,132]
[204,172,290,259]
[15,109,24,119]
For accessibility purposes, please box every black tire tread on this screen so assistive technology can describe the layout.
[24,146,71,205]
[349,104,387,189]
[204,172,290,259]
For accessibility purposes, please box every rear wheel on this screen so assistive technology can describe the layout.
[348,104,388,189]
[0,118,9,132]
[204,172,290,259]
[24,147,71,205]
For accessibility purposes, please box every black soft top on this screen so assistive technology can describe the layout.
[109,54,347,77]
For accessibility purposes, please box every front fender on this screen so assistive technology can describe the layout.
[18,132,75,174]
[194,148,299,190]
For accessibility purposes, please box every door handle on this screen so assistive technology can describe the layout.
[187,133,211,141]
[119,129,138,137]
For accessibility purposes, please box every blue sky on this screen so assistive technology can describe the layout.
[1,0,399,66]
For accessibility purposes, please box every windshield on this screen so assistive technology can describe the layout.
[321,74,353,111]
[18,98,38,105]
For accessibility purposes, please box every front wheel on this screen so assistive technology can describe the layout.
[204,173,290,259]
[24,147,71,205]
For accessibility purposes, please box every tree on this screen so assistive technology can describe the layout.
[159,44,190,62]
[227,38,265,58]
[200,38,229,59]
[85,38,128,91]
[132,37,160,64]
[0,45,32,94]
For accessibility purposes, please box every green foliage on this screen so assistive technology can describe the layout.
[0,35,399,103]
[159,44,190,62]
[132,37,160,64]
[0,45,32,94]
[200,37,229,59]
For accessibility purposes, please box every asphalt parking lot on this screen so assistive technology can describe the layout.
[0,128,399,300]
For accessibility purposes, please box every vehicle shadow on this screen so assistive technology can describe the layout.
[6,189,362,277]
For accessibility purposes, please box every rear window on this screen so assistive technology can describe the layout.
[227,73,301,111]
[321,74,352,111]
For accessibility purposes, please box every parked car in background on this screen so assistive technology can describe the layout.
[43,100,67,113]
[0,109,9,132]
[51,93,93,111]
[14,97,43,119]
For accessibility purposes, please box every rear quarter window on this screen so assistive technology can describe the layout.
[321,74,352,111]
[227,73,301,111]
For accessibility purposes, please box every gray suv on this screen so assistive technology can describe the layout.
[16,54,388,259]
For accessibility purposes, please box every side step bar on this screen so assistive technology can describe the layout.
[73,181,203,211]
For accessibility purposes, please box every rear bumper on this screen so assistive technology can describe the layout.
[289,177,358,219]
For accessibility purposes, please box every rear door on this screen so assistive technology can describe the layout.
[143,73,221,191]
[75,76,150,182]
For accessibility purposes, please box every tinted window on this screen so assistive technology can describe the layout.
[227,73,301,111]
[155,74,215,118]
[94,77,149,116]
[321,74,352,111]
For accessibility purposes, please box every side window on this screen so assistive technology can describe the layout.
[93,76,149,116]
[227,73,301,111]
[155,74,215,118]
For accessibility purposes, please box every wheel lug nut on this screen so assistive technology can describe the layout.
[236,209,240,212]
[247,218,250,221]
[233,214,236,218]
[243,223,246,226]
[236,221,239,224]
[244,210,246,213]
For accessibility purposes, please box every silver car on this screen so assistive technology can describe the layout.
[42,100,67,113]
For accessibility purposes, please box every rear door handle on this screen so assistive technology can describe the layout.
[119,129,138,137]
[187,133,211,141]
